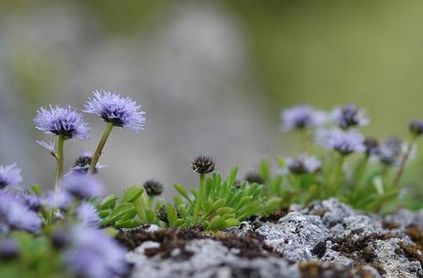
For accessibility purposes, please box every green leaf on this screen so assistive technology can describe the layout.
[30,184,42,195]
[174,184,193,204]
[166,204,178,227]
[123,186,143,203]
[115,219,142,229]
[223,218,240,228]
[98,209,112,218]
[99,194,118,210]
[215,207,234,215]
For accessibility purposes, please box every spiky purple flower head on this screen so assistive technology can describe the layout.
[42,190,74,210]
[34,106,90,139]
[70,150,105,174]
[62,173,104,200]
[76,202,100,228]
[281,105,325,131]
[378,137,403,166]
[286,154,321,175]
[0,164,22,189]
[84,90,146,132]
[318,128,365,156]
[64,225,129,278]
[409,119,423,137]
[363,137,379,156]
[0,192,42,234]
[332,103,369,129]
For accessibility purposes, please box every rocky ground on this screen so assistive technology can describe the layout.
[117,199,423,278]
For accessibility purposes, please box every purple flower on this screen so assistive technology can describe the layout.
[281,105,325,131]
[62,173,104,199]
[70,150,105,174]
[64,225,129,278]
[0,193,42,233]
[409,119,423,137]
[0,239,19,260]
[318,128,365,155]
[0,164,22,189]
[332,104,369,129]
[42,190,73,210]
[378,137,403,166]
[77,203,100,227]
[85,90,146,132]
[286,154,321,175]
[363,137,379,156]
[34,106,90,139]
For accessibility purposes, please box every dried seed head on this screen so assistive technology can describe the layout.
[191,156,215,175]
[244,172,265,184]
[156,206,168,223]
[363,137,379,156]
[143,180,164,196]
[409,119,423,137]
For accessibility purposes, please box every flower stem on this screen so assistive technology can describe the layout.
[54,135,65,192]
[329,153,344,197]
[193,174,205,223]
[89,123,114,174]
[392,139,415,187]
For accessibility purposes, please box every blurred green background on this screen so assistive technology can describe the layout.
[1,0,423,198]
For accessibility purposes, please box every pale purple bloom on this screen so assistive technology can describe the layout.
[76,203,100,227]
[85,90,146,132]
[70,150,105,174]
[0,193,42,233]
[281,105,325,131]
[34,106,90,139]
[0,164,22,188]
[409,119,423,137]
[62,173,104,199]
[378,137,403,166]
[363,137,379,156]
[318,128,365,155]
[64,225,129,278]
[332,104,369,129]
[286,154,321,175]
[42,190,73,210]
[0,239,19,260]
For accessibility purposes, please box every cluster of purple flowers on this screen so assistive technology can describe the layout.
[64,225,129,278]
[0,191,42,234]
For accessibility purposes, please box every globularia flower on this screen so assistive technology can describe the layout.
[192,156,215,175]
[0,164,22,189]
[409,119,423,137]
[34,106,90,139]
[363,137,379,156]
[332,104,369,129]
[318,129,365,156]
[281,105,325,131]
[0,239,19,261]
[378,137,403,166]
[84,90,146,131]
[71,150,105,174]
[62,173,104,200]
[286,154,321,175]
[143,180,164,196]
[42,190,73,210]
[76,203,100,228]
[64,225,129,278]
[0,193,42,234]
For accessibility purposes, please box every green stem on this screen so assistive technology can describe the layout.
[54,135,65,192]
[355,156,369,189]
[329,153,345,197]
[89,123,114,174]
[392,139,415,187]
[193,174,205,223]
